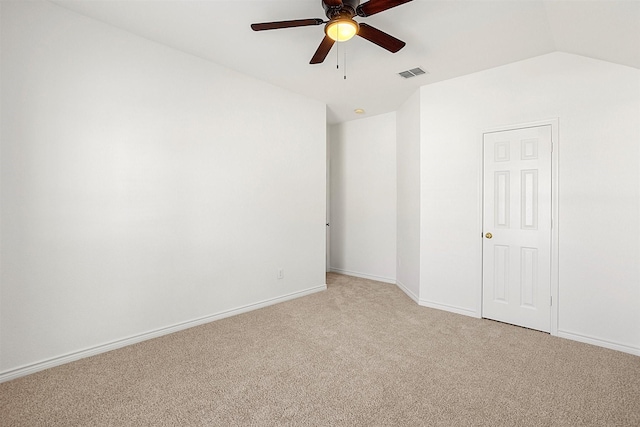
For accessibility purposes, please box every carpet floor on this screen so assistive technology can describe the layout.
[1,273,639,426]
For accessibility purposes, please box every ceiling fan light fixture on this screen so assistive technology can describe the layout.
[326,19,359,42]
[252,0,413,64]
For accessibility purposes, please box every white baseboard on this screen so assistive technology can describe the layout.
[329,267,395,284]
[0,284,327,384]
[395,280,419,303]
[557,329,640,356]
[419,299,479,318]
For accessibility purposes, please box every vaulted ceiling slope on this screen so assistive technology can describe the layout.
[51,0,640,123]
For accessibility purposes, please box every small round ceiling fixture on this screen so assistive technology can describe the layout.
[354,108,365,114]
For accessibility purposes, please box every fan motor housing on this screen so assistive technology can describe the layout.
[323,0,359,19]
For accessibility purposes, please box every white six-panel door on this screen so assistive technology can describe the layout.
[482,125,552,332]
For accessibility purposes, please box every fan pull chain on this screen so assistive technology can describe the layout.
[336,34,340,70]
[334,23,347,79]
[344,51,347,80]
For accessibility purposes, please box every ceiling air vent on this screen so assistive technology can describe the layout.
[398,67,428,79]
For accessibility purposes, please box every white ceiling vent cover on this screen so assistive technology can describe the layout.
[398,67,428,78]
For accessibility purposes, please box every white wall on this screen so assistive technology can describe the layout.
[329,113,397,283]
[396,92,421,301]
[0,1,327,379]
[419,52,640,354]
[326,123,331,272]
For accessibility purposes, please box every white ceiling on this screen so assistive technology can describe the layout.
[51,0,640,124]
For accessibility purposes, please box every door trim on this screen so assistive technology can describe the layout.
[478,118,559,336]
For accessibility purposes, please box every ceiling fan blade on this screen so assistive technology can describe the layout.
[357,23,405,53]
[251,18,324,31]
[310,36,336,64]
[357,0,413,17]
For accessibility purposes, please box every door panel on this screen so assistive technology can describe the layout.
[483,125,552,332]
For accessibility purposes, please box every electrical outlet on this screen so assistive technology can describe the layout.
[277,269,284,279]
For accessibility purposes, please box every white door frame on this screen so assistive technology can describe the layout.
[478,118,559,336]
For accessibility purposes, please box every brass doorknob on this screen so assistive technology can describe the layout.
[485,232,493,239]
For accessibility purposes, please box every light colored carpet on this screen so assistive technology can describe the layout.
[1,273,639,426]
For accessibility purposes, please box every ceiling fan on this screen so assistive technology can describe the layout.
[251,0,413,64]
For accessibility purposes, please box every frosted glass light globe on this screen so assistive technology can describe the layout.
[326,19,358,42]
